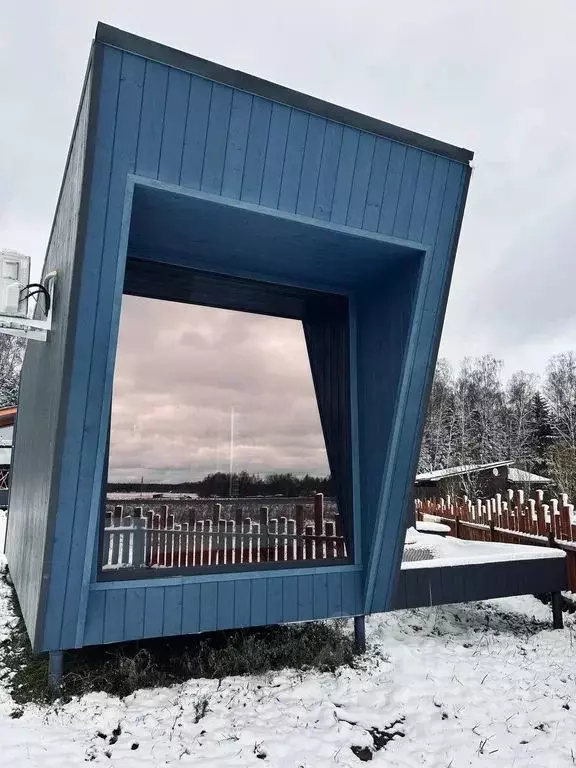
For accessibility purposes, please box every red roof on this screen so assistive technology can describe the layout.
[0,406,17,428]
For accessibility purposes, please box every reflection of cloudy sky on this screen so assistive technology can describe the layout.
[108,295,328,482]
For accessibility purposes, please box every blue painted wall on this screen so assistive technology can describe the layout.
[5,55,95,649]
[9,27,470,652]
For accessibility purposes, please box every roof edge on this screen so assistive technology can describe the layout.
[95,22,473,165]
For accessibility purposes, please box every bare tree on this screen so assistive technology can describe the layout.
[504,371,538,465]
[545,352,576,448]
[0,333,25,407]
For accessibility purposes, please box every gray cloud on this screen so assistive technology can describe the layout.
[108,298,328,481]
[3,0,576,476]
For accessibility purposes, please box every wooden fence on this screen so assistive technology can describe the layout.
[103,493,347,571]
[415,489,576,591]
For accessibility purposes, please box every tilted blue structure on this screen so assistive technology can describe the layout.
[7,24,472,655]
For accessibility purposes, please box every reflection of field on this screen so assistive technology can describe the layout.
[105,495,338,527]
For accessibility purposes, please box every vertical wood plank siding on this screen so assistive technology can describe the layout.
[5,60,94,650]
[36,43,468,650]
[83,571,363,646]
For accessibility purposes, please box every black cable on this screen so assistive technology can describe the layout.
[19,283,51,316]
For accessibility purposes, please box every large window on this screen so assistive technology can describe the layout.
[99,261,353,578]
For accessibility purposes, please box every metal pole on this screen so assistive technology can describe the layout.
[228,406,235,498]
[354,615,366,652]
[551,592,564,630]
[48,651,64,689]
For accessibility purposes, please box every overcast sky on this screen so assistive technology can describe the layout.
[3,1,576,480]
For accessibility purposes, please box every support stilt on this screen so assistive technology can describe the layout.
[551,592,564,630]
[48,651,64,689]
[354,615,366,652]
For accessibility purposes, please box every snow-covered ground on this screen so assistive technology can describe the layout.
[1,573,576,766]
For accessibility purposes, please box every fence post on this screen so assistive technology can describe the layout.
[535,489,545,535]
[278,517,287,562]
[182,522,190,567]
[111,507,122,565]
[287,519,296,561]
[489,519,495,542]
[335,514,346,558]
[551,591,564,630]
[295,505,304,561]
[259,506,269,563]
[314,493,324,560]
[455,515,460,539]
[325,521,335,559]
[243,518,251,563]
[103,510,112,567]
[560,495,571,541]
[132,509,147,567]
[304,524,314,560]
[213,503,221,564]
[226,520,234,565]
[235,508,243,564]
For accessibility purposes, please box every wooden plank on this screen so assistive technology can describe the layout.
[58,50,146,650]
[259,102,291,208]
[346,133,376,228]
[158,68,191,184]
[162,585,183,636]
[278,110,309,212]
[123,587,146,641]
[181,583,201,635]
[342,570,362,616]
[392,147,422,239]
[313,122,344,221]
[330,126,360,225]
[267,578,283,625]
[83,591,106,646]
[37,48,121,653]
[313,573,328,619]
[326,572,343,617]
[377,143,408,234]
[297,574,314,621]
[217,581,235,630]
[201,82,233,194]
[365,160,466,614]
[296,115,326,216]
[135,60,169,177]
[234,579,251,628]
[250,579,267,627]
[241,97,272,204]
[407,153,436,242]
[180,76,213,189]
[362,138,392,231]
[282,576,299,622]
[221,89,252,199]
[199,582,218,632]
[143,588,164,638]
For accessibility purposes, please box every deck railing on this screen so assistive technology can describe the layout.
[415,490,576,590]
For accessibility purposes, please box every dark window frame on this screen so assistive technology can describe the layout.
[97,257,354,581]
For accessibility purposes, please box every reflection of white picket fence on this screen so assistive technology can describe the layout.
[102,494,347,570]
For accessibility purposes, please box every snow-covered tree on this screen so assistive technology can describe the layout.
[0,333,25,407]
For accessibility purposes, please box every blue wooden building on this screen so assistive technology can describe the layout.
[6,24,474,663]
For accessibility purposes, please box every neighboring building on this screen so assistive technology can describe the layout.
[415,460,553,501]
[0,405,16,508]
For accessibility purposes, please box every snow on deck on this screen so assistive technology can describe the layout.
[402,527,565,569]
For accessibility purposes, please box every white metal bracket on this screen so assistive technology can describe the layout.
[0,271,57,342]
